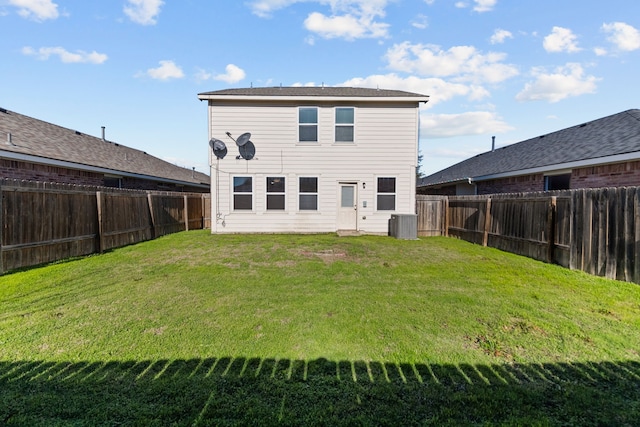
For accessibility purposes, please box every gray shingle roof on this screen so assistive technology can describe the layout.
[198,86,428,100]
[0,108,209,186]
[419,109,640,187]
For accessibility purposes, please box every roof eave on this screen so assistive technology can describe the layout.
[197,94,429,103]
[418,177,472,188]
[0,150,209,189]
[473,151,640,182]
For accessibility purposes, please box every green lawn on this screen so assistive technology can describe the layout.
[1,231,639,425]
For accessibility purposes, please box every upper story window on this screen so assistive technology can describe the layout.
[377,177,396,211]
[233,176,253,210]
[335,107,354,142]
[266,177,286,210]
[299,107,318,142]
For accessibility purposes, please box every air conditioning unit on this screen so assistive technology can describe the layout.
[389,214,418,240]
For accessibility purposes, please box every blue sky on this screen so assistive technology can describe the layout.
[2,0,640,176]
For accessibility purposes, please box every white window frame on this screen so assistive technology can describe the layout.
[266,176,286,211]
[376,177,396,211]
[298,176,319,211]
[335,107,355,143]
[299,107,318,143]
[233,176,253,211]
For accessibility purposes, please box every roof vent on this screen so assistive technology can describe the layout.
[0,108,8,114]
[579,123,587,128]
[101,126,106,141]
[7,132,16,146]
[75,131,82,135]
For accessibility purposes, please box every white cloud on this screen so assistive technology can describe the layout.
[140,60,184,80]
[124,0,163,25]
[473,0,497,13]
[453,0,497,12]
[384,42,518,84]
[543,26,581,53]
[8,0,58,21]
[196,64,247,83]
[214,64,246,84]
[304,11,389,40]
[602,22,640,52]
[422,111,513,138]
[248,0,300,18]
[249,0,391,40]
[594,47,608,56]
[516,63,599,103]
[22,46,107,64]
[490,29,512,44]
[339,73,489,107]
[411,14,428,30]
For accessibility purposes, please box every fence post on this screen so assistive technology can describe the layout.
[482,197,492,247]
[443,198,449,237]
[147,192,157,238]
[184,195,189,231]
[96,191,104,253]
[202,194,206,229]
[548,196,557,263]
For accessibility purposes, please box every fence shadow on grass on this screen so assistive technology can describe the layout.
[1,357,639,425]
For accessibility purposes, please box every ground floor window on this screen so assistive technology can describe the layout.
[266,177,286,210]
[299,177,318,210]
[545,173,571,191]
[233,176,253,210]
[377,177,396,211]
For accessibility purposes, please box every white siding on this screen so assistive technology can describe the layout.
[208,101,419,234]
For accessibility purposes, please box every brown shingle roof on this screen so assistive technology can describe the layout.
[0,108,209,186]
[419,109,640,187]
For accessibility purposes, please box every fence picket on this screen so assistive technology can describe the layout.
[0,179,208,273]
[418,188,640,285]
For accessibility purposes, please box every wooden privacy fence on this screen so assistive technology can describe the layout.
[417,187,640,284]
[0,179,211,274]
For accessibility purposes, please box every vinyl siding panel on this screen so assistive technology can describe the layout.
[208,101,419,234]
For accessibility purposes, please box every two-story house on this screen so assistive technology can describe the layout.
[198,87,429,234]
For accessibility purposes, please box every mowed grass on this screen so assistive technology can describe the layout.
[1,231,640,425]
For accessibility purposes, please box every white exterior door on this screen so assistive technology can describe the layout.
[337,183,358,230]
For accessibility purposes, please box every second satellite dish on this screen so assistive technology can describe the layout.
[238,141,255,160]
[236,132,251,147]
[210,138,227,159]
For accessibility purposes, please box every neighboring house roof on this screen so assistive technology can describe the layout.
[419,109,640,187]
[198,86,429,102]
[0,108,209,188]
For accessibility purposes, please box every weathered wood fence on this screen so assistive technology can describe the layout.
[0,179,211,274]
[417,187,640,284]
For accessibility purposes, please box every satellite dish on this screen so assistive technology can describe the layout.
[236,132,251,147]
[238,141,256,160]
[209,138,227,159]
